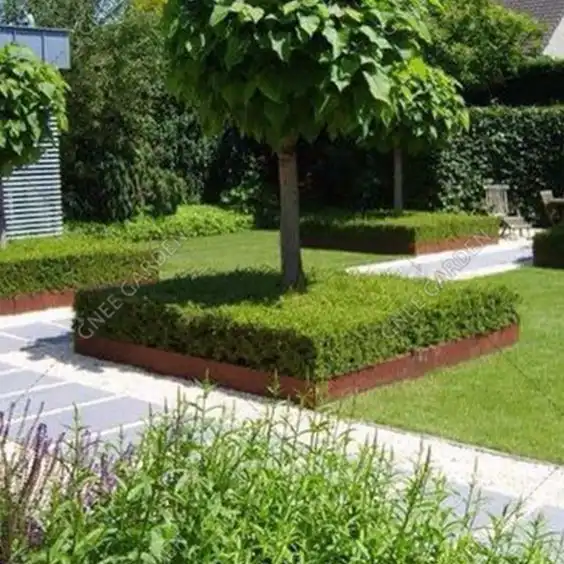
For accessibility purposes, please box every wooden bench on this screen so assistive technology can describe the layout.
[484,182,531,238]
[540,190,564,225]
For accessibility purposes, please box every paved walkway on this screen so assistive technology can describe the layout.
[1,307,563,535]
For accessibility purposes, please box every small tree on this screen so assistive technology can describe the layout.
[369,58,469,210]
[163,0,468,289]
[0,44,68,246]
[427,0,542,89]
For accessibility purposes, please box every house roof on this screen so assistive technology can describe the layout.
[498,0,564,47]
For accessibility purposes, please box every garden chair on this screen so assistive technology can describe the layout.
[484,182,531,239]
[540,190,564,225]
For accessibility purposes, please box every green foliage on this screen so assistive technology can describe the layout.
[0,236,157,298]
[28,2,218,222]
[163,0,467,152]
[301,210,499,253]
[74,269,518,382]
[533,225,564,269]
[66,205,252,242]
[8,400,561,562]
[427,0,542,89]
[431,106,564,220]
[468,56,564,106]
[0,45,68,176]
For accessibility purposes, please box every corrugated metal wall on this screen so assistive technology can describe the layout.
[1,123,63,239]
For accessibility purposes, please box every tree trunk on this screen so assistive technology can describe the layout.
[393,146,403,211]
[0,179,6,249]
[277,143,305,291]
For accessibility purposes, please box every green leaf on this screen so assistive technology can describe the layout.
[298,14,321,37]
[257,73,283,103]
[362,71,391,103]
[281,0,300,15]
[242,5,265,23]
[209,5,230,26]
[330,65,351,92]
[269,31,292,61]
[322,25,342,59]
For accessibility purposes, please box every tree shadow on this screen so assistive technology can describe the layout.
[128,268,311,307]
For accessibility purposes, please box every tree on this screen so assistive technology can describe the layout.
[163,0,468,290]
[0,45,68,247]
[369,58,469,210]
[427,0,542,89]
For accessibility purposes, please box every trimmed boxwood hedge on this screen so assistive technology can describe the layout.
[0,236,158,298]
[533,226,564,269]
[300,210,499,254]
[74,268,519,382]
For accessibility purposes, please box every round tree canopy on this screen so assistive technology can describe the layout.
[163,0,468,152]
[0,44,68,176]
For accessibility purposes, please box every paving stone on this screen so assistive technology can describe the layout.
[532,505,564,536]
[0,369,61,396]
[6,322,70,344]
[0,382,113,420]
[0,335,26,353]
[0,361,17,373]
[445,482,516,529]
[14,396,160,440]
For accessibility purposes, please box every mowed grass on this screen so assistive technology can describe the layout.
[161,230,564,463]
[161,230,395,277]
[335,267,564,464]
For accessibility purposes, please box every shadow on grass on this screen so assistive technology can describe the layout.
[122,268,314,307]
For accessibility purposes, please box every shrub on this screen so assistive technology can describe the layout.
[468,56,564,106]
[74,269,519,382]
[430,106,564,221]
[0,236,158,298]
[6,399,561,562]
[533,225,564,269]
[66,205,252,242]
[300,210,499,254]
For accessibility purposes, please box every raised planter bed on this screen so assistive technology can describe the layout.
[0,290,75,315]
[300,210,500,256]
[0,236,159,316]
[74,324,518,407]
[301,233,498,256]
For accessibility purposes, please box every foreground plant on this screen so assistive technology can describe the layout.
[2,395,558,562]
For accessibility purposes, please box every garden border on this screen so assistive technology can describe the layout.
[74,324,518,406]
[300,234,499,255]
[0,290,75,316]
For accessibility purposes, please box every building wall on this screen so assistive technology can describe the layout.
[1,124,63,239]
[545,18,564,58]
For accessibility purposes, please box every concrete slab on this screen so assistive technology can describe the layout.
[15,396,159,439]
[5,322,70,342]
[3,382,113,420]
[0,369,61,396]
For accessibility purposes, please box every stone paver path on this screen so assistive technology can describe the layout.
[1,306,564,535]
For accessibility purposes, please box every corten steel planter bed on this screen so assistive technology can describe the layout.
[0,290,76,315]
[74,323,519,407]
[300,233,499,256]
[0,280,159,316]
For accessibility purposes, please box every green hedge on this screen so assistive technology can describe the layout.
[533,225,564,269]
[0,236,158,298]
[74,269,519,382]
[300,210,499,253]
[467,56,564,106]
[66,205,253,242]
[431,106,564,222]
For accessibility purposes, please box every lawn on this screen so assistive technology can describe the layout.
[162,230,564,463]
[161,230,395,277]
[334,266,564,464]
